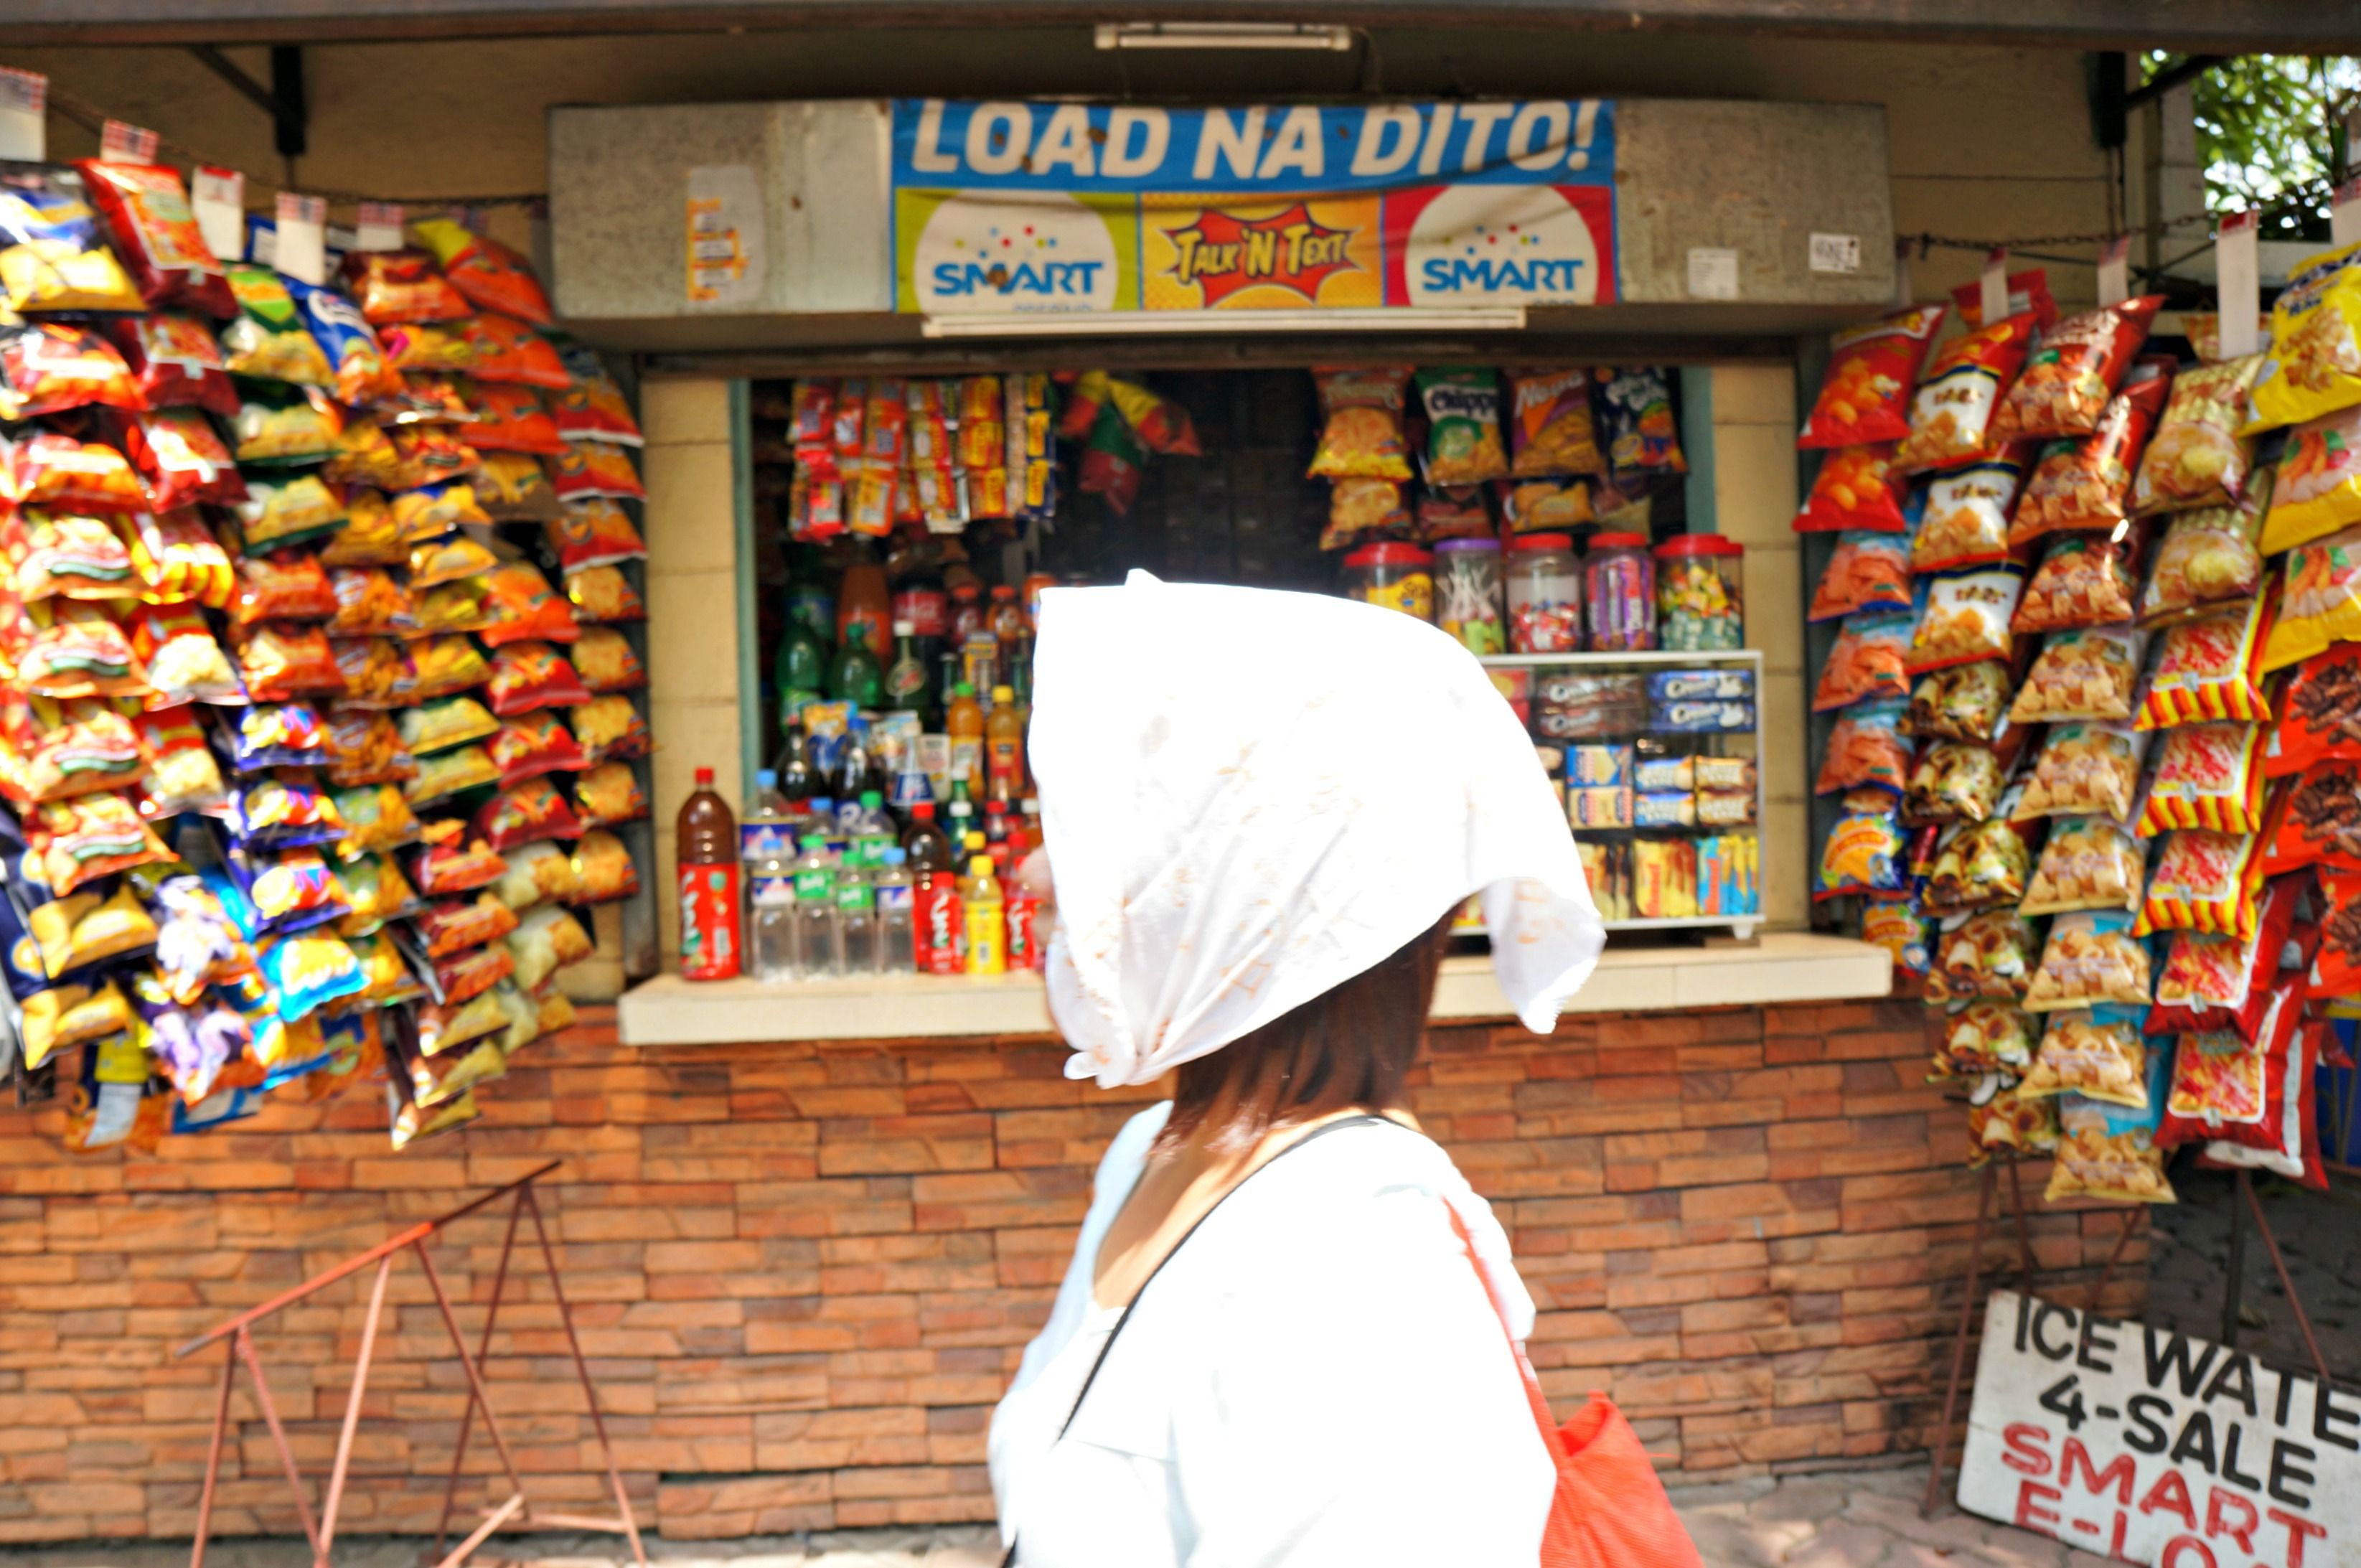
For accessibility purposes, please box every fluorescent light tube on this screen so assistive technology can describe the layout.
[1094,22,1356,50]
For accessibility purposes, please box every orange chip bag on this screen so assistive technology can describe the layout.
[570,625,643,694]
[1813,611,1912,711]
[2009,627,2144,723]
[460,314,568,389]
[1306,368,1412,481]
[479,561,578,647]
[339,248,469,325]
[9,430,144,512]
[1991,297,2163,441]
[564,564,642,623]
[1894,314,2037,472]
[410,219,553,327]
[546,440,644,502]
[2009,374,2170,544]
[318,488,405,569]
[1907,568,2023,673]
[1912,459,2023,573]
[2131,357,2264,516]
[1794,444,1909,532]
[2012,530,2141,635]
[1799,307,1946,449]
[1814,700,1910,796]
[548,498,646,572]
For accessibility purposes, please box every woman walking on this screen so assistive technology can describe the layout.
[989,571,1618,1567]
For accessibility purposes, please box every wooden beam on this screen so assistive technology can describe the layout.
[0,0,2346,53]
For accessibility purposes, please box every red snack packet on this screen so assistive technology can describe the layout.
[9,430,144,512]
[232,622,342,702]
[338,248,470,325]
[73,161,235,317]
[479,563,579,647]
[433,940,517,1006]
[2149,875,2301,1038]
[2137,594,2273,729]
[120,508,235,609]
[545,441,644,502]
[488,710,585,787]
[1949,268,2059,333]
[1895,314,2040,473]
[2156,982,2298,1149]
[2136,828,2263,940]
[106,314,238,416]
[412,220,553,327]
[1,324,143,416]
[475,776,584,850]
[461,315,569,389]
[485,641,591,715]
[2267,644,2361,777]
[409,832,510,898]
[25,790,171,895]
[546,498,647,572]
[466,382,567,455]
[550,363,643,446]
[2263,762,2361,875]
[1799,307,1946,450]
[2138,722,2268,836]
[230,550,337,626]
[121,408,247,510]
[2007,373,2170,544]
[2194,1020,2329,1190]
[1794,445,1908,532]
[1992,297,2164,441]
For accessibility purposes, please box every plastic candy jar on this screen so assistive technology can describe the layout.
[1343,542,1435,622]
[1584,532,1656,651]
[1654,535,1745,650]
[1506,533,1582,652]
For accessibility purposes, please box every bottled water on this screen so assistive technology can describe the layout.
[873,848,915,972]
[836,861,879,975]
[792,833,840,979]
[743,769,799,982]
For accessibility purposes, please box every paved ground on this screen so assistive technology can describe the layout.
[0,1465,2131,1568]
[2143,1167,2361,1382]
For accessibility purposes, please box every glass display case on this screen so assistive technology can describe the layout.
[1478,649,1765,940]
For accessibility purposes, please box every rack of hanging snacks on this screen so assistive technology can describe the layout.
[1801,255,2361,1208]
[0,151,652,1153]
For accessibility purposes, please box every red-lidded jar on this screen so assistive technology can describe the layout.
[1653,534,1745,650]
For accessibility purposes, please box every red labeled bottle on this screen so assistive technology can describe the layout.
[677,766,742,980]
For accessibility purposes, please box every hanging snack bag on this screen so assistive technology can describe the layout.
[1816,702,1911,797]
[333,780,420,858]
[2140,498,2264,625]
[2152,878,2298,1036]
[1813,797,1908,900]
[2138,828,2262,939]
[1496,478,1593,535]
[1101,377,1199,456]
[565,565,643,623]
[1951,269,2059,333]
[1907,568,2024,673]
[129,604,240,708]
[1808,532,1913,621]
[479,561,578,647]
[122,408,245,511]
[546,439,644,503]
[1308,368,1412,481]
[2269,644,2361,776]
[404,743,499,807]
[0,162,144,314]
[218,263,332,385]
[1912,460,2024,573]
[1935,1000,2037,1079]
[26,791,169,895]
[2261,403,2361,553]
[6,510,136,598]
[2249,240,2361,431]
[11,599,149,699]
[233,622,342,701]
[2001,623,2153,722]
[1861,896,1933,980]
[231,473,345,553]
[1894,313,2037,472]
[460,313,568,388]
[489,711,584,787]
[1507,370,1605,478]
[1813,610,1915,710]
[282,276,400,406]
[1,695,144,805]
[108,314,237,416]
[389,424,481,489]
[2045,1081,2175,1203]
[1992,296,2163,441]
[1800,306,1947,449]
[547,498,646,573]
[9,431,143,512]
[1905,738,2010,825]
[1925,909,2040,1003]
[2131,357,2264,515]
[2008,373,2170,544]
[118,510,233,609]
[325,567,419,639]
[2021,814,2145,916]
[2262,523,2361,671]
[2021,1007,2151,1104]
[571,693,650,764]
[2138,596,2271,727]
[323,710,414,788]
[327,637,412,709]
[552,362,642,446]
[232,382,345,465]
[1593,367,1684,475]
[2158,986,2296,1147]
[2014,720,2147,822]
[2267,759,2361,873]
[75,160,234,316]
[2012,530,2142,635]
[339,247,470,325]
[321,421,403,492]
[569,626,644,694]
[398,695,500,757]
[392,484,494,547]
[1794,445,1909,532]
[2138,721,2266,835]
[2199,1020,2327,1188]
[2023,908,2152,1010]
[1905,660,2013,743]
[1320,478,1410,552]
[1417,368,1511,487]
[485,642,590,715]
[468,383,567,455]
[477,776,584,850]
[410,217,553,327]
[415,578,493,637]
[1,322,142,416]
[318,490,404,571]
[574,759,649,828]
[1922,814,2035,917]
[229,550,337,626]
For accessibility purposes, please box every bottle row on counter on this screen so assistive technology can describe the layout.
[1800,251,2361,1203]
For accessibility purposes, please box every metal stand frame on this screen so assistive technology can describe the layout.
[174,1162,647,1568]
[1918,1159,2337,1520]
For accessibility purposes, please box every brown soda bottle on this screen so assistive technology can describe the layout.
[677,765,742,980]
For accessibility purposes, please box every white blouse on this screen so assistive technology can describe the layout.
[987,1104,1557,1568]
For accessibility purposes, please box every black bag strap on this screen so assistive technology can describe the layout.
[1001,1111,1393,1567]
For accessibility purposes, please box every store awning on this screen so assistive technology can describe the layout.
[0,0,2341,52]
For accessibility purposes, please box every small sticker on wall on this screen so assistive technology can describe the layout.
[686,164,764,309]
[1686,247,1739,301]
[1808,233,1861,275]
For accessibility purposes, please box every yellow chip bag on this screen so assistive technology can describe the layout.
[2249,239,2361,433]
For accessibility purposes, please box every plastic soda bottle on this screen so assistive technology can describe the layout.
[945,682,986,799]
[985,684,1025,802]
[677,766,741,980]
[792,832,840,980]
[962,853,1005,975]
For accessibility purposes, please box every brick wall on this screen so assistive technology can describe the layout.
[0,999,2144,1543]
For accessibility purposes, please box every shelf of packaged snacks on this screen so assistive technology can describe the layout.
[1475,649,1756,667]
[616,933,1890,1046]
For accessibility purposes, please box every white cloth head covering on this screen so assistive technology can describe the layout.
[1031,571,1605,1089]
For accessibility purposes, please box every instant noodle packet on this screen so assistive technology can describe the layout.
[1799,306,1945,449]
[1794,444,1909,532]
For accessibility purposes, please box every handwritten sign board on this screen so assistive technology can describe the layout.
[1960,1290,2355,1567]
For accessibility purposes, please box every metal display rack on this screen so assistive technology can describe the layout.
[1478,648,1766,942]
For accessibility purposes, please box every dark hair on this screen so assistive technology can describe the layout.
[1154,908,1458,1157]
